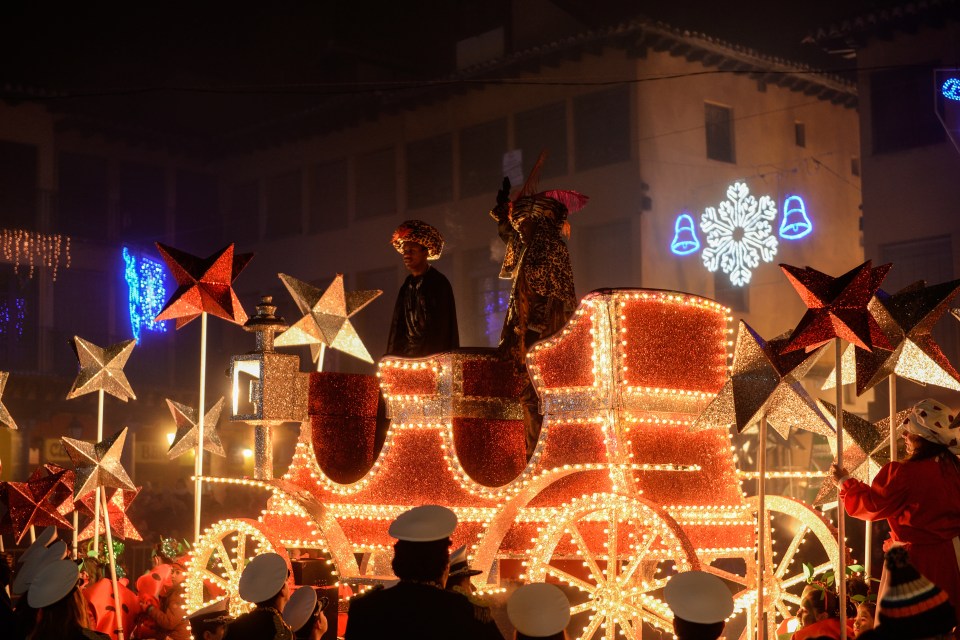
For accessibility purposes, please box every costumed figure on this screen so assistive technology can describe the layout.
[344,505,503,640]
[186,601,231,640]
[222,553,292,640]
[27,559,109,640]
[386,220,459,358]
[489,156,587,456]
[831,398,960,635]
[856,547,956,640]
[281,587,328,640]
[792,581,852,640]
[137,559,187,640]
[445,546,494,625]
[506,582,570,640]
[663,571,734,640]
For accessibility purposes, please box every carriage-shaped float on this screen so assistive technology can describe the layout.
[184,288,847,639]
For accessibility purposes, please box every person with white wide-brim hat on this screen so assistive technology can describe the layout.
[344,505,503,640]
[186,599,231,640]
[282,586,328,640]
[831,397,960,632]
[507,583,570,639]
[664,571,734,640]
[223,553,293,640]
[27,558,109,640]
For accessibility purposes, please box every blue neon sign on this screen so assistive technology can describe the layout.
[779,195,813,240]
[670,213,701,255]
[122,247,169,341]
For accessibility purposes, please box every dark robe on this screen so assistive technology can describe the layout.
[385,266,459,358]
[223,606,292,640]
[344,582,503,640]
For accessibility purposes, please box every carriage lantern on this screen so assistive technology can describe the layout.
[230,295,308,479]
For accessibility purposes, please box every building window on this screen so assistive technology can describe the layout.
[118,162,165,242]
[850,157,861,177]
[714,270,748,312]
[309,158,349,232]
[228,181,260,245]
[880,235,957,362]
[0,270,37,371]
[574,87,630,171]
[871,63,945,154]
[58,152,108,239]
[460,119,507,199]
[515,102,568,179]
[406,134,453,209]
[176,169,220,244]
[795,122,806,148]
[265,170,303,239]
[705,103,735,163]
[355,147,396,220]
[0,141,38,230]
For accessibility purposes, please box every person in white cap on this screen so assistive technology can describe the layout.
[663,571,734,640]
[830,397,960,632]
[344,505,503,640]
[445,545,495,624]
[12,539,69,640]
[26,558,108,640]
[507,583,570,639]
[281,586,328,640]
[223,552,293,640]
[186,600,231,640]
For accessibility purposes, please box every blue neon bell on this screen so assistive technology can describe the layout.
[779,195,813,239]
[670,213,700,255]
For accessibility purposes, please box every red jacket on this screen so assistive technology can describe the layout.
[792,617,851,639]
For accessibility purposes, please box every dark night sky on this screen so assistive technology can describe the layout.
[0,1,887,140]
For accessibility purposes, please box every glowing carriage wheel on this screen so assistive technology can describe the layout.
[735,495,845,640]
[525,493,699,640]
[184,518,290,616]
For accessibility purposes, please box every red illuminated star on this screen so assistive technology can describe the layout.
[780,261,892,354]
[6,469,74,544]
[693,321,832,438]
[154,243,253,329]
[28,463,76,519]
[78,487,143,542]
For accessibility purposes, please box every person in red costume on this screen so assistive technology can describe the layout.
[792,583,853,640]
[830,397,960,636]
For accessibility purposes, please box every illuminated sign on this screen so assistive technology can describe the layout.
[701,182,778,287]
[122,247,169,341]
[779,195,813,239]
[942,77,960,101]
[670,213,701,255]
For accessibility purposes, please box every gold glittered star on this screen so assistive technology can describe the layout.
[823,280,960,394]
[813,402,912,505]
[165,397,226,459]
[0,371,17,430]
[693,321,832,438]
[61,428,136,499]
[65,337,137,402]
[274,273,382,364]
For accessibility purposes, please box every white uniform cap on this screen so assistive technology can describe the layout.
[14,539,69,595]
[664,571,734,624]
[17,526,58,564]
[27,559,80,608]
[507,583,571,637]
[238,553,288,603]
[388,505,457,542]
[187,598,229,620]
[282,586,318,632]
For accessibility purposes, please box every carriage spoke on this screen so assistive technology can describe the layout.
[606,510,619,583]
[774,524,809,579]
[782,562,830,589]
[544,564,598,594]
[236,534,247,566]
[216,542,237,581]
[571,601,595,616]
[577,614,603,640]
[569,524,604,584]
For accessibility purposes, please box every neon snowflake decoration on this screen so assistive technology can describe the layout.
[700,181,778,287]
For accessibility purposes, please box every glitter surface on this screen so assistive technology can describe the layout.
[6,471,73,543]
[0,371,15,430]
[154,242,252,328]
[166,397,226,459]
[66,337,137,402]
[78,487,143,541]
[61,428,137,499]
[780,261,892,353]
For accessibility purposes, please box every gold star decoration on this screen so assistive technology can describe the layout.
[823,279,960,394]
[813,402,912,506]
[274,273,382,364]
[165,397,226,459]
[61,428,136,499]
[0,371,16,430]
[693,321,832,438]
[66,337,137,402]
[154,242,253,329]
[780,261,892,354]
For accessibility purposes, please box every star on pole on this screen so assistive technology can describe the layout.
[61,428,136,499]
[780,261,893,354]
[165,397,226,459]
[28,463,76,519]
[154,243,253,328]
[6,469,74,544]
[812,403,912,506]
[692,321,833,438]
[66,337,137,402]
[0,371,17,430]
[78,487,143,541]
[274,273,382,363]
[823,279,960,394]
